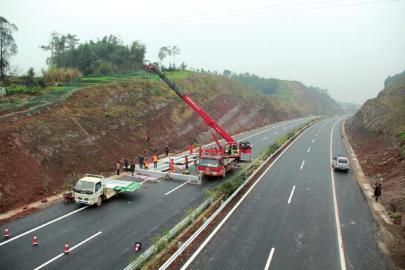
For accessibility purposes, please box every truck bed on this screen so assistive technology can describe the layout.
[102,179,142,192]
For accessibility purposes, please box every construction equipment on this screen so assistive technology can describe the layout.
[73,174,142,206]
[144,64,252,177]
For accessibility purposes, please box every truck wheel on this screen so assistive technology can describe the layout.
[96,196,102,207]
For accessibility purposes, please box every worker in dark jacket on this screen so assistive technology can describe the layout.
[124,157,129,171]
[138,155,144,169]
[165,144,169,157]
[130,161,135,176]
[374,183,382,201]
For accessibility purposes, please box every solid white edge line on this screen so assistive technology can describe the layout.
[164,180,191,196]
[300,160,305,170]
[33,231,102,270]
[177,121,315,270]
[330,119,347,270]
[287,185,296,204]
[264,247,275,270]
[307,147,311,153]
[0,206,89,247]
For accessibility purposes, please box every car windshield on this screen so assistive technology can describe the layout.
[75,181,94,192]
[199,158,220,167]
[338,159,348,164]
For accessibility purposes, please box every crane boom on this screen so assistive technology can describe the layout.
[145,64,236,146]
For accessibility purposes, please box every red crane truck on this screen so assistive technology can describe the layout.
[144,64,252,178]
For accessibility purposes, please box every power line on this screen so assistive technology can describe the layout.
[163,0,400,23]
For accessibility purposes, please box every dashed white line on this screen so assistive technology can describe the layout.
[0,206,89,247]
[262,136,269,141]
[164,180,191,196]
[264,247,275,270]
[307,147,311,153]
[287,186,296,204]
[315,133,318,137]
[312,138,315,143]
[33,231,102,270]
[300,160,305,170]
[274,131,278,135]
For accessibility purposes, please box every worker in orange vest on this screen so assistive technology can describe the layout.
[144,158,149,170]
[170,158,174,173]
[152,154,158,169]
[189,144,194,154]
[198,146,203,159]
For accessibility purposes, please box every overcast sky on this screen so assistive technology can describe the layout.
[2,0,404,104]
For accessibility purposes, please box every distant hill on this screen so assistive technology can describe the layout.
[231,73,343,115]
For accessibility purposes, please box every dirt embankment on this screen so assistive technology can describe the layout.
[0,75,298,213]
[346,74,405,268]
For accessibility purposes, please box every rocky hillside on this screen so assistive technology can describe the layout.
[0,73,297,213]
[346,72,405,267]
[233,75,343,115]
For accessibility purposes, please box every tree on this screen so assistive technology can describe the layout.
[169,45,180,68]
[0,17,18,81]
[26,67,35,86]
[223,69,232,77]
[158,46,170,67]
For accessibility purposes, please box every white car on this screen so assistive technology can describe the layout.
[332,156,349,172]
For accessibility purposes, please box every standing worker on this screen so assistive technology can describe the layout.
[189,144,194,154]
[198,146,203,160]
[124,157,129,171]
[138,154,144,169]
[130,161,135,176]
[152,154,158,169]
[374,182,382,201]
[144,158,150,170]
[116,161,121,175]
[185,155,189,170]
[165,144,169,157]
[170,158,174,173]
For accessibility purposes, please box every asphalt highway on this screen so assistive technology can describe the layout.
[185,117,392,270]
[0,116,314,270]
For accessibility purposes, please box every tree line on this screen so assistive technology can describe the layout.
[40,32,146,75]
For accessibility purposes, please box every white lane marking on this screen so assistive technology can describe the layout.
[274,131,278,135]
[312,138,315,143]
[300,160,305,170]
[240,118,304,141]
[330,120,347,270]
[307,147,311,153]
[164,180,191,196]
[176,122,314,270]
[287,186,296,204]
[262,136,269,141]
[315,133,318,137]
[33,231,102,270]
[264,247,275,270]
[0,206,89,247]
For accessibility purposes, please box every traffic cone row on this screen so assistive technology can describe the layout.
[3,229,70,253]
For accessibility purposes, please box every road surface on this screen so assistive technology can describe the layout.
[0,117,314,270]
[185,117,392,270]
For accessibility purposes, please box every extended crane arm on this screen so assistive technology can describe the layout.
[144,64,237,146]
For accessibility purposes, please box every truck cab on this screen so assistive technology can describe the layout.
[198,155,235,178]
[74,174,105,206]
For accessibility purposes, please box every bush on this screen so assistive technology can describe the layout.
[42,67,82,84]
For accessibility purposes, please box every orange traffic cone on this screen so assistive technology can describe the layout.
[64,243,69,254]
[32,235,39,245]
[3,228,10,239]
